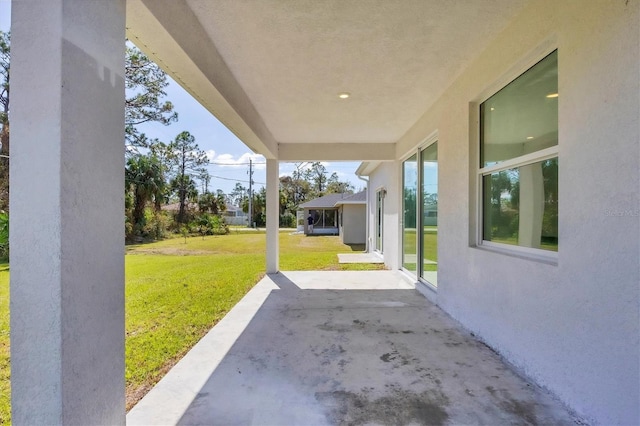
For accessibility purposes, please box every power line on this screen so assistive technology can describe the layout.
[210,174,265,186]
[206,161,266,166]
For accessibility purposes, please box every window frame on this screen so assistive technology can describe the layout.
[475,49,559,263]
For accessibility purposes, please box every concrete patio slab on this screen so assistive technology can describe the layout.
[337,253,384,264]
[127,271,580,426]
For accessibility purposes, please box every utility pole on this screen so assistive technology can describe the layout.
[247,159,253,228]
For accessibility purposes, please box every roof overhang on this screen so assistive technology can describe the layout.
[126,0,530,161]
[355,161,382,176]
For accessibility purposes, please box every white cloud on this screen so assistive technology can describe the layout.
[205,149,216,162]
[208,152,266,169]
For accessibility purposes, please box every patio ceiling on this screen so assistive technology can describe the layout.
[126,0,529,160]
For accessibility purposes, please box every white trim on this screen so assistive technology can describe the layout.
[399,129,438,162]
[333,201,366,206]
[477,241,558,265]
[479,146,559,176]
[473,36,558,104]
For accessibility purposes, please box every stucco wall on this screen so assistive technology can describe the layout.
[368,162,399,270]
[340,204,366,245]
[377,0,639,424]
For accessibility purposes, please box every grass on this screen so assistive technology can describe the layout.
[0,264,8,425]
[402,227,438,273]
[0,231,382,422]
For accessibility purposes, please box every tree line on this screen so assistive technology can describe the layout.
[0,32,357,248]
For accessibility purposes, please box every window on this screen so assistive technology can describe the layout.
[479,50,558,253]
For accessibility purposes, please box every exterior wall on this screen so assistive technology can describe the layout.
[386,1,639,424]
[340,204,366,245]
[368,162,399,270]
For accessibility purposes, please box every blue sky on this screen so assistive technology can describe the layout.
[0,1,364,195]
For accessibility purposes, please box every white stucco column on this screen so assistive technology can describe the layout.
[266,159,280,273]
[10,1,125,424]
[518,163,544,248]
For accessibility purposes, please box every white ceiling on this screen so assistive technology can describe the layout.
[127,0,530,158]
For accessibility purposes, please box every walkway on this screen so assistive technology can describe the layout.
[127,271,579,425]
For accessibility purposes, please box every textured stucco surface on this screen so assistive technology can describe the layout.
[377,0,639,424]
[368,162,400,271]
[340,204,366,245]
[9,0,126,423]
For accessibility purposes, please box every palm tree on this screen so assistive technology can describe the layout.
[125,154,165,236]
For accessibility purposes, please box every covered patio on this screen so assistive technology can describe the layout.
[8,0,638,424]
[127,271,576,425]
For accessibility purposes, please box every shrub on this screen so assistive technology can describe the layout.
[0,211,8,260]
[279,212,296,228]
[190,213,229,237]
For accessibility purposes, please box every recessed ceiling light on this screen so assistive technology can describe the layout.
[338,92,350,99]
[526,136,534,140]
[490,107,495,111]
[546,93,559,98]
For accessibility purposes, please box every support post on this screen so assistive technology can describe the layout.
[266,159,279,273]
[10,0,126,423]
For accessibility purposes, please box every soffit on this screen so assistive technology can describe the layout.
[185,0,529,145]
[129,0,530,154]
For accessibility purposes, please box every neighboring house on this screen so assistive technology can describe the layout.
[223,204,248,226]
[161,202,197,213]
[9,2,638,425]
[334,191,367,245]
[299,192,366,243]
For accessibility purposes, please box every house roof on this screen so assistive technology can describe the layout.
[334,190,366,206]
[162,202,198,212]
[126,0,529,161]
[300,191,366,209]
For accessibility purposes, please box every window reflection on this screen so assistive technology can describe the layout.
[403,154,418,272]
[483,158,558,251]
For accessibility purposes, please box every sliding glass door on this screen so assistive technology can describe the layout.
[402,142,438,286]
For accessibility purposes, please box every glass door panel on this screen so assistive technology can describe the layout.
[402,154,418,273]
[375,190,384,252]
[420,143,438,285]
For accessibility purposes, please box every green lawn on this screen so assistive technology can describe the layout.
[0,265,8,425]
[0,231,382,422]
[402,227,438,272]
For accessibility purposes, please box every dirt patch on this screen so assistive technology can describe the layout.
[316,388,449,426]
[129,248,215,256]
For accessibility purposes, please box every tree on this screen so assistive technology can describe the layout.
[0,37,179,214]
[198,190,226,215]
[168,131,208,223]
[125,154,166,238]
[197,167,211,194]
[125,44,178,151]
[326,172,355,194]
[229,182,248,207]
[242,186,266,227]
[306,162,328,196]
[0,31,10,211]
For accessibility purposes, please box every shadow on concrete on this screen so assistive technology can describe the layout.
[164,272,577,426]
